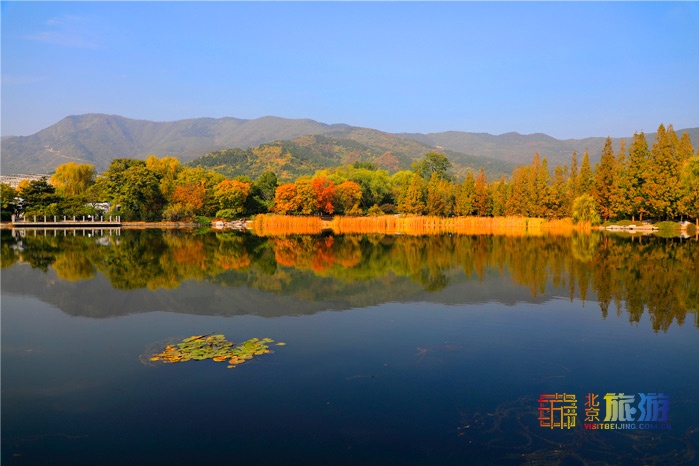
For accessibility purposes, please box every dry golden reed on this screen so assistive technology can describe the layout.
[251,215,323,236]
[251,215,587,236]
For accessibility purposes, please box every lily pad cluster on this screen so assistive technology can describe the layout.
[149,334,285,368]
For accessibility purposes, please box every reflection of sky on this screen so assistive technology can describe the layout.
[3,288,698,464]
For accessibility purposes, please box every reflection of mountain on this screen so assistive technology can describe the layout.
[0,263,554,320]
[1,230,697,331]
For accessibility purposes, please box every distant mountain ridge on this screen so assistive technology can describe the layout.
[2,113,697,176]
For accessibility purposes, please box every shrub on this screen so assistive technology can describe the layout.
[215,209,240,221]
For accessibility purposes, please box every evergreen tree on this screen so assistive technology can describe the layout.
[610,139,632,219]
[506,166,531,216]
[548,165,568,218]
[490,175,508,217]
[578,150,594,195]
[454,172,475,216]
[567,151,579,205]
[626,132,650,220]
[398,173,426,215]
[473,168,490,217]
[678,131,695,162]
[645,124,683,219]
[426,173,454,216]
[592,137,617,220]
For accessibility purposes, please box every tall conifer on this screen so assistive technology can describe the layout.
[578,150,594,195]
[593,137,617,220]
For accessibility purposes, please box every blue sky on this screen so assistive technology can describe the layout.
[2,2,698,139]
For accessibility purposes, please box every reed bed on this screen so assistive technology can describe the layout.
[251,215,587,236]
[251,215,323,236]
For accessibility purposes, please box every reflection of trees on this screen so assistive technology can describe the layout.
[4,229,697,332]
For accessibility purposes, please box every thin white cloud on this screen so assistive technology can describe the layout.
[26,14,101,49]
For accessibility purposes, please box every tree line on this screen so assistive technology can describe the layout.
[1,123,697,224]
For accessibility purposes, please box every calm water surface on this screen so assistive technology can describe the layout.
[2,229,698,465]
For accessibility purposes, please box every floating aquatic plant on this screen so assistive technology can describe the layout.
[149,334,284,368]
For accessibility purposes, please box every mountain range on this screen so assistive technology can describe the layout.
[2,113,696,179]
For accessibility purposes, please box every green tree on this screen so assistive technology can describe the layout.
[412,152,453,181]
[94,159,165,221]
[0,183,18,221]
[18,177,62,217]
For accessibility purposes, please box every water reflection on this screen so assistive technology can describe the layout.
[1,229,697,331]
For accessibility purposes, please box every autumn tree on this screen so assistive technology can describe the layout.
[645,124,683,219]
[625,132,650,220]
[454,172,475,216]
[490,175,508,217]
[425,173,454,216]
[592,137,617,220]
[214,179,251,216]
[578,150,594,196]
[473,168,490,217]
[398,173,426,215]
[50,162,96,197]
[567,151,579,205]
[610,140,632,219]
[548,165,568,218]
[312,177,336,215]
[528,154,550,217]
[505,166,530,216]
[294,179,318,215]
[273,183,300,214]
[678,156,699,226]
[334,180,363,215]
[146,156,182,199]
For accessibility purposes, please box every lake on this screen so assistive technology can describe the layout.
[2,228,698,465]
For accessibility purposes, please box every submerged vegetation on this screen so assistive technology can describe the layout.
[148,334,285,369]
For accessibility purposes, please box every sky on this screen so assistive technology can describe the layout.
[2,1,698,140]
